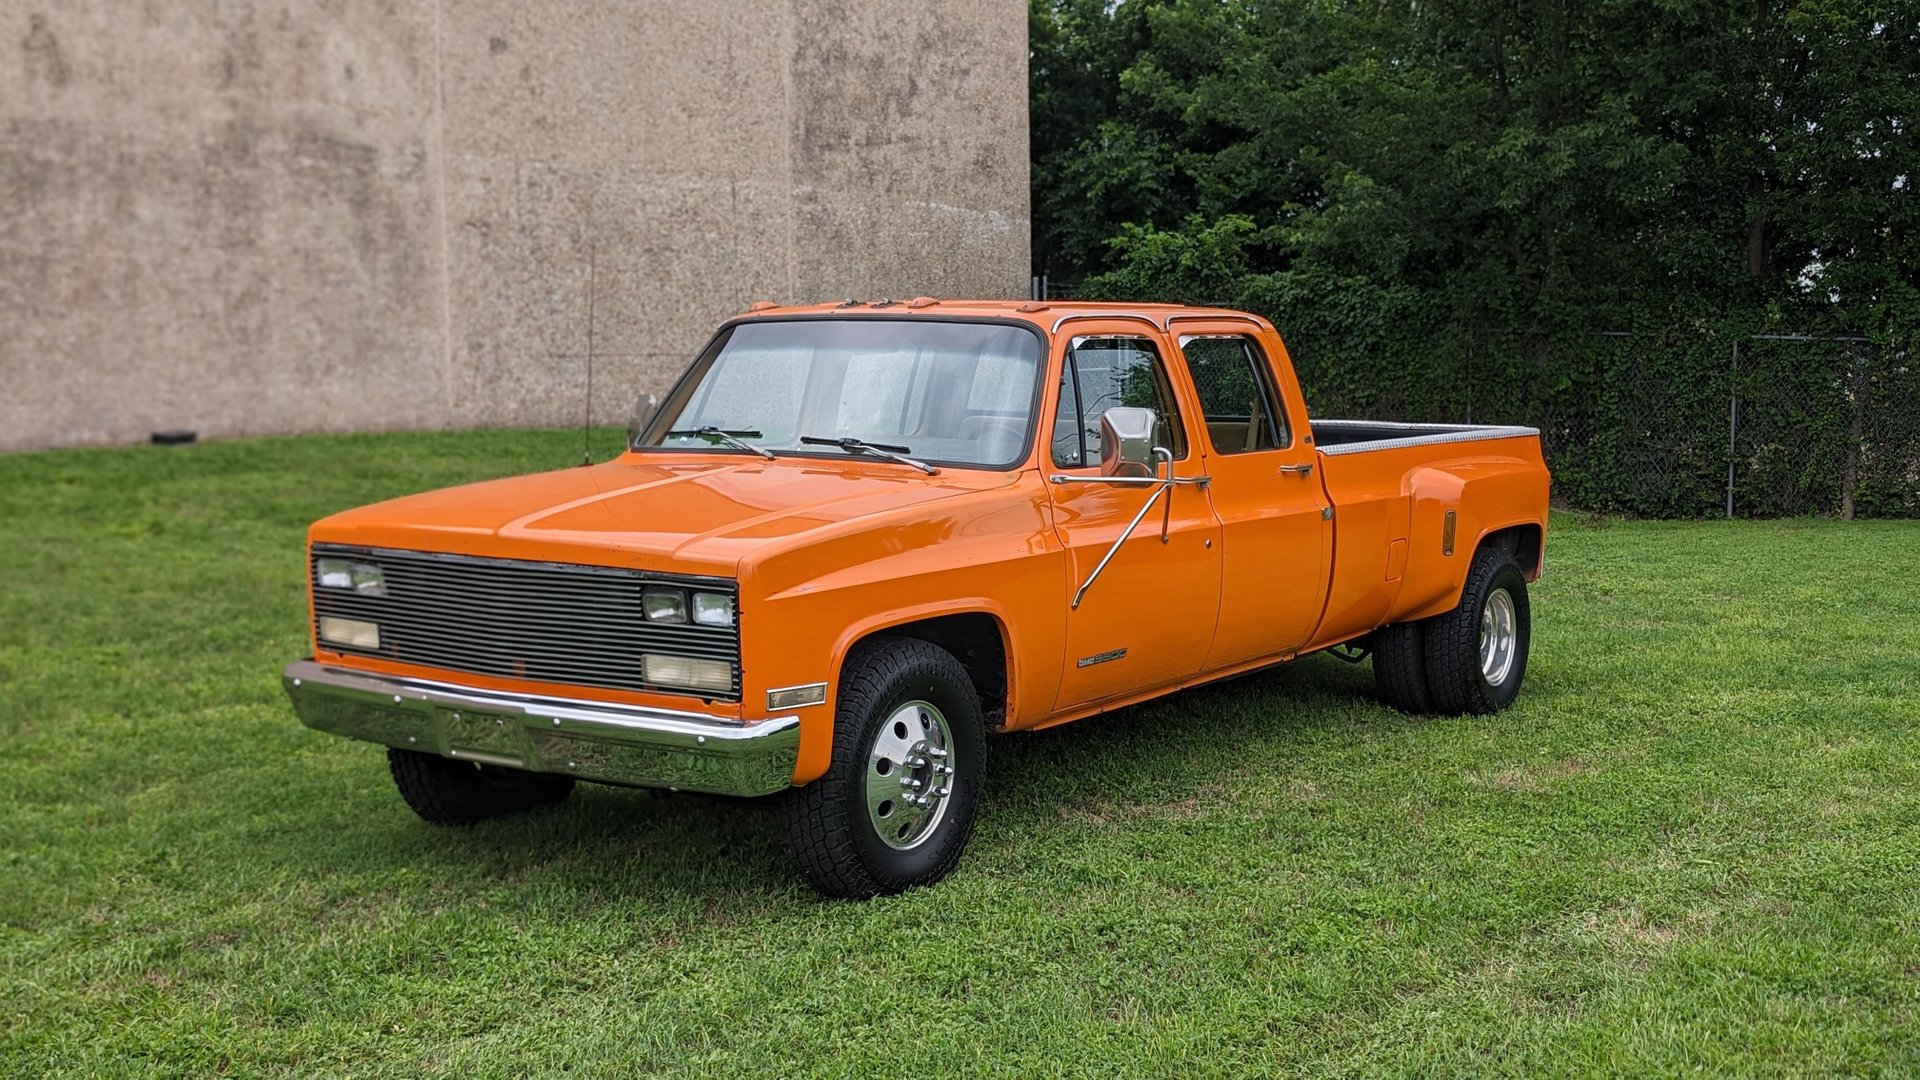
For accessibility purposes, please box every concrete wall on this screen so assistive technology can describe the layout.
[0,1,1029,450]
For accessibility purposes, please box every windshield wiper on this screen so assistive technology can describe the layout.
[667,427,776,460]
[799,435,940,476]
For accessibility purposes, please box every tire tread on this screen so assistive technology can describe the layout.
[1372,620,1434,714]
[782,637,980,898]
[1424,547,1528,715]
[387,748,573,825]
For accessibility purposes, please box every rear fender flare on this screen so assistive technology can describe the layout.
[1394,461,1547,622]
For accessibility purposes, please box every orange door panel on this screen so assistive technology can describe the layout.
[1173,327,1331,669]
[1048,475,1222,708]
[1044,325,1224,710]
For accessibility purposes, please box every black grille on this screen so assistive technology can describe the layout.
[310,545,740,700]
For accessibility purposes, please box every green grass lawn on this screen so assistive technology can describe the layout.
[3,429,1917,1077]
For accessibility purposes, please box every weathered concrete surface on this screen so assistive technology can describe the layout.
[0,1,1029,450]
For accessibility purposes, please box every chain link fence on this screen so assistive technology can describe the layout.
[1299,331,1920,520]
[1035,279,1918,518]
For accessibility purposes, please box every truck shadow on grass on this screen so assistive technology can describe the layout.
[376,654,1398,902]
[983,655,1399,829]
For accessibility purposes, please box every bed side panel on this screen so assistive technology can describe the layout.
[1311,453,1411,644]
[1315,435,1549,639]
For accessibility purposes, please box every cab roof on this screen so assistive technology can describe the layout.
[729,298,1274,335]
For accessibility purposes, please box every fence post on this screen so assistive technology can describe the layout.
[1465,339,1474,425]
[1842,342,1865,521]
[1726,338,1739,519]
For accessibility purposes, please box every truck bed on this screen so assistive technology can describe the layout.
[1311,419,1540,455]
[1306,418,1548,642]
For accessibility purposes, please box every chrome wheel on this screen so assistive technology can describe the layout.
[1480,587,1518,686]
[864,700,955,850]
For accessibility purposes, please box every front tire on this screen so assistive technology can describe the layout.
[782,637,985,898]
[1423,547,1532,715]
[387,748,575,825]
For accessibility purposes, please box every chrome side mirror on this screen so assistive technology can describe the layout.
[1098,406,1158,478]
[627,392,661,447]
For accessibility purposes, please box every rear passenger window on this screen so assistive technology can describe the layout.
[1051,336,1188,467]
[1181,335,1289,454]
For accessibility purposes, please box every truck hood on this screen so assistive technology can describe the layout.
[308,454,1011,575]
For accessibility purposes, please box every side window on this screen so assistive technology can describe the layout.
[1050,336,1188,467]
[1181,335,1290,454]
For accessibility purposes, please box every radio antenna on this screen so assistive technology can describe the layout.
[581,240,596,466]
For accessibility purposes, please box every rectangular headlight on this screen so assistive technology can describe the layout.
[315,558,386,597]
[642,588,688,623]
[318,616,380,649]
[691,591,734,627]
[641,654,732,693]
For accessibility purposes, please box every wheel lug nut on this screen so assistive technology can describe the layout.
[932,786,949,798]
[928,747,947,759]
[906,755,928,768]
[935,764,953,776]
[901,777,922,790]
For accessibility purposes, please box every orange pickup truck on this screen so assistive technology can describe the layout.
[284,300,1549,896]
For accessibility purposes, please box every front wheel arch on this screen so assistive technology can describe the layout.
[794,604,1015,786]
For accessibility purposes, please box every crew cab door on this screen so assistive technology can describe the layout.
[1173,325,1331,670]
[1045,328,1223,710]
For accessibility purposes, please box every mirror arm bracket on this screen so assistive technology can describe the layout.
[1047,474,1210,487]
[1062,446,1211,610]
[1070,482,1168,610]
[1156,447,1174,542]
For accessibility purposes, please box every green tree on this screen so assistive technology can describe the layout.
[1032,0,1920,339]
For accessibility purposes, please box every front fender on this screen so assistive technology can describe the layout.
[736,476,1066,786]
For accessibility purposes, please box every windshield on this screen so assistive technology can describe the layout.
[634,319,1044,469]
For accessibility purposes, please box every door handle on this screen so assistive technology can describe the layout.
[1277,463,1314,476]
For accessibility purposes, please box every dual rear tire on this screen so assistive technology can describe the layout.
[1373,546,1531,716]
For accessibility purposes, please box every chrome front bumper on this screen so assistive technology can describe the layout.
[282,660,800,797]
